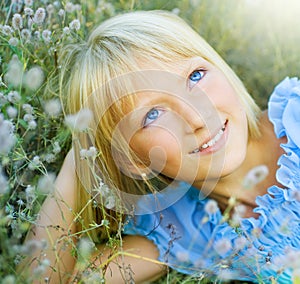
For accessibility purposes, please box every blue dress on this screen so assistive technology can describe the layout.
[124,77,300,283]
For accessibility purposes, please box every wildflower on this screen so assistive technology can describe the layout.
[105,195,115,209]
[176,251,189,262]
[46,4,55,14]
[218,270,235,281]
[69,19,81,31]
[80,146,98,159]
[24,66,44,91]
[23,113,34,122]
[234,236,248,251]
[33,30,40,40]
[243,165,269,189]
[24,7,33,16]
[5,55,23,86]
[2,275,16,284]
[25,185,36,207]
[6,106,18,119]
[53,1,61,8]
[63,27,70,35]
[33,8,46,25]
[214,238,232,256]
[52,141,61,154]
[37,173,56,194]
[2,25,13,35]
[12,13,23,30]
[42,29,51,43]
[28,120,37,130]
[8,37,18,46]
[22,103,33,114]
[65,2,75,13]
[43,98,61,117]
[0,92,7,105]
[21,239,46,256]
[77,238,95,268]
[0,115,16,155]
[24,0,34,6]
[58,9,65,17]
[64,108,93,131]
[21,29,31,42]
[44,153,56,163]
[204,199,218,214]
[7,91,21,103]
[0,167,9,194]
[172,8,180,15]
[28,156,41,170]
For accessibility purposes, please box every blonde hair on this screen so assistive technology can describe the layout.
[59,10,261,242]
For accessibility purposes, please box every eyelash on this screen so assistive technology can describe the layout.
[188,69,206,89]
[143,107,164,127]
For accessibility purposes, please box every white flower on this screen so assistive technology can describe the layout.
[234,236,248,251]
[43,98,61,117]
[12,13,23,30]
[28,156,41,170]
[214,238,232,256]
[33,8,46,25]
[22,103,33,114]
[23,113,34,122]
[63,27,70,35]
[37,173,56,194]
[2,25,13,35]
[77,238,95,260]
[64,108,93,131]
[0,115,16,155]
[24,0,34,6]
[6,106,18,119]
[204,199,218,214]
[2,275,16,284]
[24,66,44,91]
[0,167,9,194]
[28,120,37,130]
[176,251,189,262]
[65,2,75,13]
[7,91,21,103]
[69,19,80,31]
[80,146,98,159]
[5,55,23,86]
[46,4,55,14]
[21,29,31,42]
[24,7,33,16]
[58,9,65,17]
[42,29,51,43]
[243,165,269,189]
[52,141,61,154]
[8,37,18,46]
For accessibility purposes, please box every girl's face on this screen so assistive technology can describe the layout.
[119,56,248,187]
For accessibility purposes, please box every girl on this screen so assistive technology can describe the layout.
[22,10,300,283]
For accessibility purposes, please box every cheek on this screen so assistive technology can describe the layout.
[130,131,181,170]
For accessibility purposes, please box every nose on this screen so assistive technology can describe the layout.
[177,94,218,134]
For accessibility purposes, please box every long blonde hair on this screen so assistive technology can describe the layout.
[59,10,261,242]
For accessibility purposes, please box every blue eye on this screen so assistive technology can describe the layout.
[188,69,205,88]
[143,108,164,127]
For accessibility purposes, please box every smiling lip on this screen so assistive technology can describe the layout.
[190,120,228,154]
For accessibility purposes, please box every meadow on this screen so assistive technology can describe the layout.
[1,0,300,283]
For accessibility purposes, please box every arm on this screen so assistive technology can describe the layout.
[94,235,166,283]
[19,150,77,283]
[20,150,166,283]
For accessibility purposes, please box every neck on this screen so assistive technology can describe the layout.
[194,111,285,217]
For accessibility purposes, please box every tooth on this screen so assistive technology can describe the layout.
[201,143,209,149]
[192,148,200,153]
